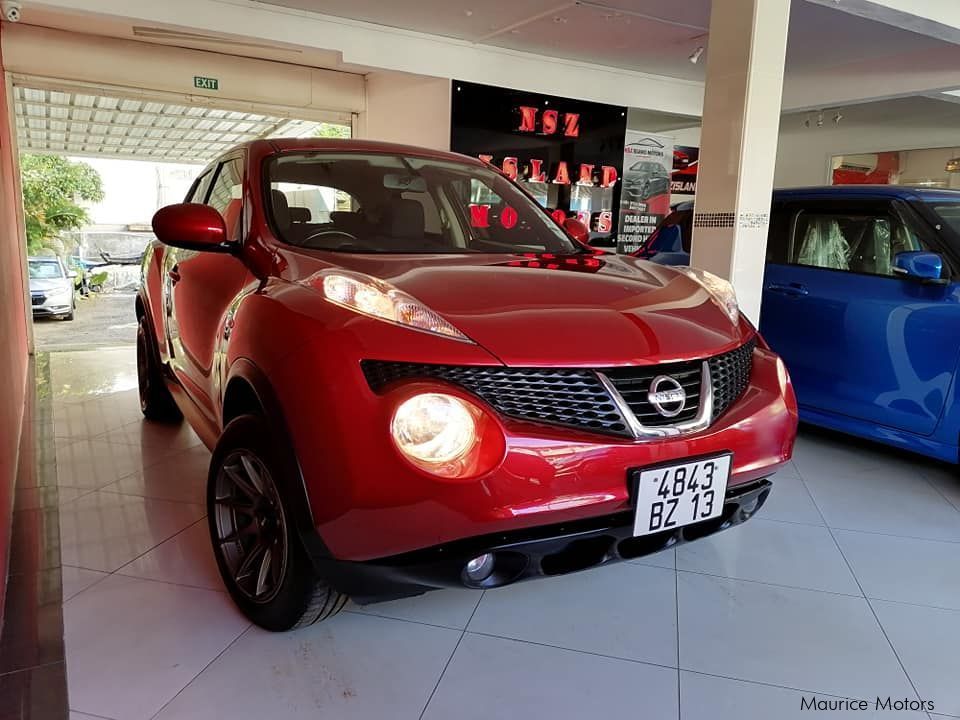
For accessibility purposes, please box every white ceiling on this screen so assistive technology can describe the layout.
[249,0,953,82]
[14,85,328,163]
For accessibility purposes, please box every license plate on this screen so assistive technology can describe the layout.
[632,454,732,537]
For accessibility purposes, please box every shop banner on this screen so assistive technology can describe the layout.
[671,145,699,196]
[617,130,673,254]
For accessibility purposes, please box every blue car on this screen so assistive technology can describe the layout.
[635,186,960,463]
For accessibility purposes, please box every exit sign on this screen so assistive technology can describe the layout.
[193,76,219,91]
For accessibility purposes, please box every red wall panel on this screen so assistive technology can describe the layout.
[0,24,31,624]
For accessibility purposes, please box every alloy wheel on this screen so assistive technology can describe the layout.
[212,450,289,604]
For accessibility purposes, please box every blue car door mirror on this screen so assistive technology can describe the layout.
[893,251,947,284]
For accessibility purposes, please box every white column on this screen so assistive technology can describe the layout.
[689,0,791,323]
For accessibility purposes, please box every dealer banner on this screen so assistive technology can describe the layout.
[616,130,673,254]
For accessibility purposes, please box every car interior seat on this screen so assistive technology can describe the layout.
[221,199,243,243]
[797,216,849,270]
[377,197,425,247]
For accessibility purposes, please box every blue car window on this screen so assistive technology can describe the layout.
[790,210,924,277]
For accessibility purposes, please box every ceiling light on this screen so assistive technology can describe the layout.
[946,158,960,173]
[817,111,824,128]
[833,111,843,124]
[803,115,810,128]
[689,46,705,64]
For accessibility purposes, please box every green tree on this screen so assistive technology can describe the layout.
[20,154,104,255]
[313,122,351,139]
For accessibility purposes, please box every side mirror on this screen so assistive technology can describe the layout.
[152,203,232,252]
[67,270,77,279]
[563,218,590,245]
[893,251,947,284]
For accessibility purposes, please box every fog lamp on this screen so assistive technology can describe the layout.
[464,553,495,582]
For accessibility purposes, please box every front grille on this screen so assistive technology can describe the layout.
[31,294,45,306]
[603,362,703,427]
[709,339,756,420]
[362,338,756,438]
[362,362,630,436]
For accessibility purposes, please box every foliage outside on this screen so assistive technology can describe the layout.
[21,154,104,256]
[314,123,351,139]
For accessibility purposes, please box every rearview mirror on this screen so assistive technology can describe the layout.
[563,218,590,245]
[67,270,78,279]
[152,203,233,252]
[893,251,946,284]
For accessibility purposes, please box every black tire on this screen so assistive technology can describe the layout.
[136,314,182,422]
[208,414,347,631]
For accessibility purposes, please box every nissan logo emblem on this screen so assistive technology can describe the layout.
[647,375,686,418]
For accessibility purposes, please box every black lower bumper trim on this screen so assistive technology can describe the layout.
[315,479,772,605]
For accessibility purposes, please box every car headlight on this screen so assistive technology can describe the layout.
[675,267,739,324]
[321,271,471,342]
[392,392,478,465]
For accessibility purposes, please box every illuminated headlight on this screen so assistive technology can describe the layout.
[321,271,471,342]
[675,267,739,323]
[391,393,478,465]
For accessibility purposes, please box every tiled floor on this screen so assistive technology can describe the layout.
[45,347,960,720]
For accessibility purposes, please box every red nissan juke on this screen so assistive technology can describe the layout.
[138,138,798,631]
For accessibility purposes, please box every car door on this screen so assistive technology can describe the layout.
[166,154,252,420]
[760,195,960,437]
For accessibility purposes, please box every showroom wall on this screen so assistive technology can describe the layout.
[357,72,451,150]
[0,27,30,625]
[775,98,960,186]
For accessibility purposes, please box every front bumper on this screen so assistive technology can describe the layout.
[318,478,772,604]
[32,304,72,317]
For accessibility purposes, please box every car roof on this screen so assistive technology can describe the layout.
[27,256,60,262]
[245,138,486,167]
[774,185,960,202]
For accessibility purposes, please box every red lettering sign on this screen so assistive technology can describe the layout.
[553,162,571,185]
[469,204,491,228]
[502,157,518,180]
[528,158,546,183]
[597,210,613,233]
[564,113,580,138]
[601,166,618,188]
[518,106,537,132]
[576,210,591,226]
[500,205,518,229]
[542,109,558,135]
[577,164,595,185]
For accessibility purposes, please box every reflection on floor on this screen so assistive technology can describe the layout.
[50,347,960,720]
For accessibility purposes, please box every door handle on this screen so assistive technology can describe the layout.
[766,282,808,297]
[168,266,181,285]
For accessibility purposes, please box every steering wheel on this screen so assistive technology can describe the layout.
[301,229,360,248]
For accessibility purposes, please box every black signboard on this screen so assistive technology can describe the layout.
[450,80,627,245]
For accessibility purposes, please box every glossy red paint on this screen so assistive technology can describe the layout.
[141,138,797,564]
[152,203,228,250]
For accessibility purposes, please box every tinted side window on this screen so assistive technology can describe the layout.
[766,205,792,264]
[789,209,923,276]
[206,158,244,243]
[185,170,214,203]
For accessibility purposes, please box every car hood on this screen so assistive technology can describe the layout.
[29,278,70,293]
[290,251,748,367]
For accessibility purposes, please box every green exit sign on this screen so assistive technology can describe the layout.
[193,76,219,91]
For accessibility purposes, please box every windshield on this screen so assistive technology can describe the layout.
[28,260,64,279]
[265,153,579,254]
[930,202,960,236]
